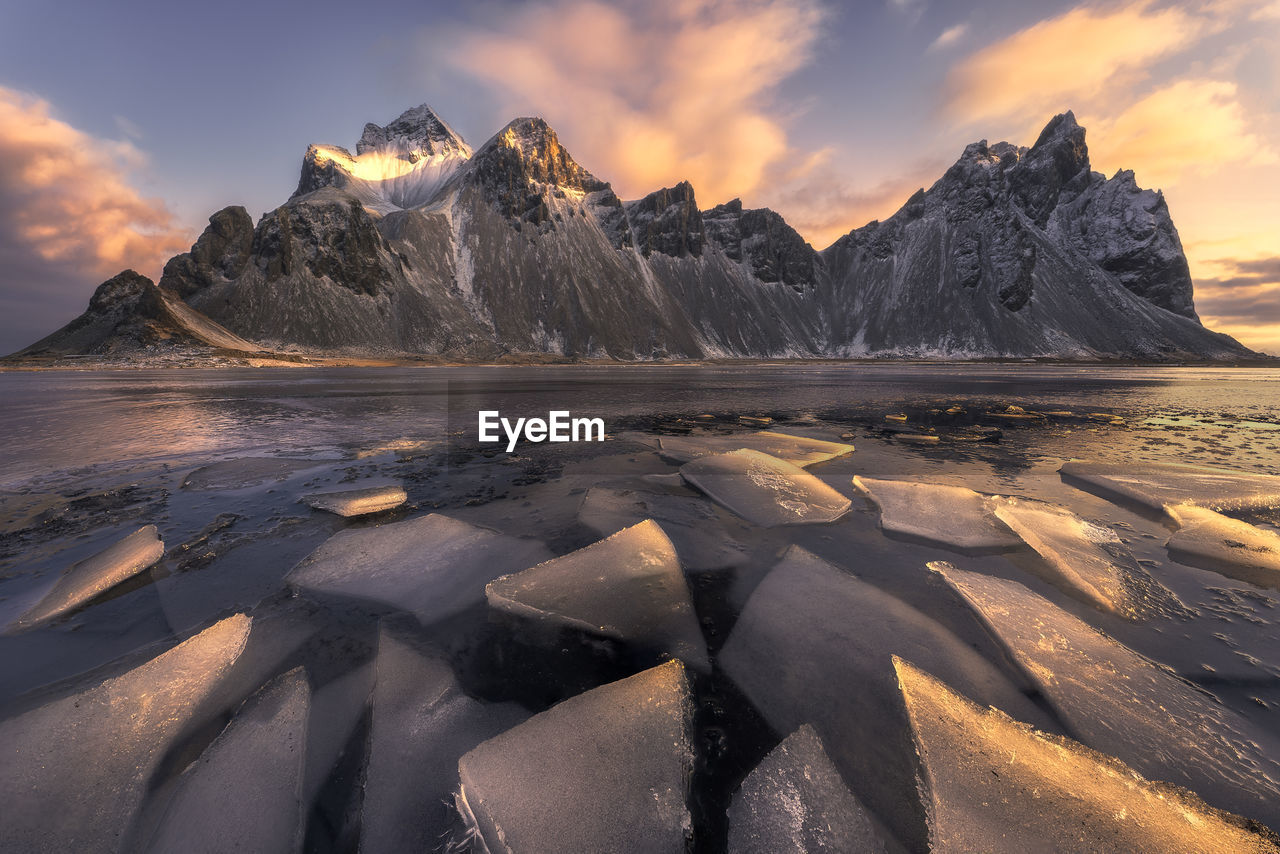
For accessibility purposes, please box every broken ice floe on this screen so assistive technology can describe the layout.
[993,498,1187,618]
[361,626,528,854]
[286,513,551,625]
[577,486,747,569]
[144,667,310,854]
[851,477,1020,553]
[679,449,851,527]
[0,614,252,853]
[894,657,1280,854]
[658,431,853,467]
[932,562,1280,827]
[486,520,709,670]
[720,546,1050,853]
[1166,504,1280,591]
[1060,460,1280,515]
[301,484,407,517]
[726,724,885,854]
[182,457,324,490]
[8,524,164,632]
[457,660,693,854]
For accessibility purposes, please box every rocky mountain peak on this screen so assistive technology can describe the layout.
[1010,111,1092,224]
[355,104,471,160]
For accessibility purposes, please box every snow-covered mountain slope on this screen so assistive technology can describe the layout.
[12,107,1261,362]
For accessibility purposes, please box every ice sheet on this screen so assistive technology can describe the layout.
[1061,460,1280,514]
[8,524,164,632]
[145,667,310,854]
[1166,504,1280,590]
[658,431,854,467]
[577,486,748,569]
[933,562,1280,827]
[486,520,709,670]
[993,498,1187,618]
[680,449,851,527]
[851,477,1020,553]
[301,484,407,517]
[727,724,885,854]
[0,614,252,852]
[457,661,693,854]
[719,546,1051,853]
[287,513,551,625]
[895,657,1280,854]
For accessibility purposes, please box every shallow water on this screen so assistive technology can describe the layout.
[1,364,1279,853]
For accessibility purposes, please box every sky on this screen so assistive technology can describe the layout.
[0,0,1277,354]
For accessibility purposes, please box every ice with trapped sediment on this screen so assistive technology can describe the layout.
[720,546,1051,853]
[486,520,709,670]
[8,524,164,631]
[1166,503,1280,590]
[680,449,851,527]
[1060,460,1280,514]
[286,513,550,625]
[0,614,252,853]
[993,498,1186,618]
[932,561,1280,828]
[457,661,693,854]
[301,483,407,517]
[727,724,885,854]
[145,667,310,854]
[658,431,854,467]
[851,477,1019,553]
[361,626,528,854]
[894,657,1280,854]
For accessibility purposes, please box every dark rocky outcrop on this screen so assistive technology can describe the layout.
[703,199,819,292]
[159,206,255,299]
[626,182,704,258]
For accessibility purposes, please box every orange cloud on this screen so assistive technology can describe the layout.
[437,0,825,206]
[0,88,190,280]
[945,1,1204,127]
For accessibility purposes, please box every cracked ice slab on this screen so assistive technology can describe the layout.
[8,524,164,632]
[0,614,252,853]
[894,657,1280,854]
[679,449,851,527]
[932,562,1280,828]
[457,661,693,854]
[1166,503,1280,591]
[145,667,310,854]
[727,724,885,854]
[361,626,528,854]
[301,484,407,517]
[851,477,1020,553]
[286,513,551,625]
[720,546,1050,853]
[486,520,709,671]
[1060,460,1280,514]
[658,431,854,467]
[993,498,1187,618]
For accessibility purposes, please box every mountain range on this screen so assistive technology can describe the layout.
[9,105,1259,363]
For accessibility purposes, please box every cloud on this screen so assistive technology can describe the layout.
[888,0,927,25]
[0,87,191,353]
[1191,255,1280,353]
[928,23,968,52]
[434,0,826,206]
[1086,79,1276,186]
[944,1,1204,126]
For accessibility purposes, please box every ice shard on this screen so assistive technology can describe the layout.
[726,724,885,854]
[933,562,1280,827]
[851,477,1020,553]
[145,667,311,854]
[8,524,164,632]
[993,498,1187,618]
[679,449,851,527]
[0,614,252,853]
[286,513,551,625]
[720,546,1050,853]
[1166,503,1280,590]
[361,627,528,854]
[457,661,693,854]
[1060,460,1280,514]
[486,520,709,670]
[577,486,748,569]
[658,431,854,467]
[895,657,1280,854]
[301,484,407,517]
